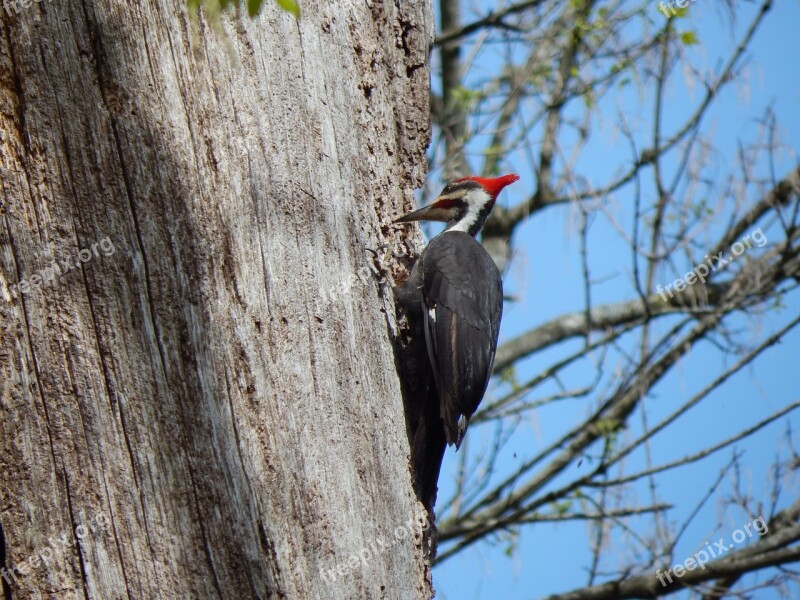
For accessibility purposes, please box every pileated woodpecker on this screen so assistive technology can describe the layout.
[394,173,519,508]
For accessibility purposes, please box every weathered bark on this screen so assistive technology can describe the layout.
[0,0,433,598]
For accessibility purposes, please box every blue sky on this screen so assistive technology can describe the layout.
[427,1,800,598]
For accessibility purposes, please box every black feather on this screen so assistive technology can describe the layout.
[397,230,503,509]
[418,232,503,447]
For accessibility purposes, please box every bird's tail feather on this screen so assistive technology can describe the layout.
[412,405,448,511]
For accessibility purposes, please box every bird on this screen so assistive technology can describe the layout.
[393,173,519,509]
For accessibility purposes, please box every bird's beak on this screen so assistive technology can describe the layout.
[394,200,455,224]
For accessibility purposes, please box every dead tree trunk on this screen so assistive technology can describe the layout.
[0,0,433,597]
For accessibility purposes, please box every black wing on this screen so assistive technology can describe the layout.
[419,231,503,447]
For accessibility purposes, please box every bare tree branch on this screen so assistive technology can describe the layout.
[494,167,800,371]
[435,0,548,47]
[426,0,798,596]
[539,500,800,600]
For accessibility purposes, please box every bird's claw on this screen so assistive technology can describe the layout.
[365,243,393,258]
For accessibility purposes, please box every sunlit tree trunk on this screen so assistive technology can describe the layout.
[0,1,433,597]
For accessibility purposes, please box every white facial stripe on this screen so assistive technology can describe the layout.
[448,188,492,233]
[449,212,479,233]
